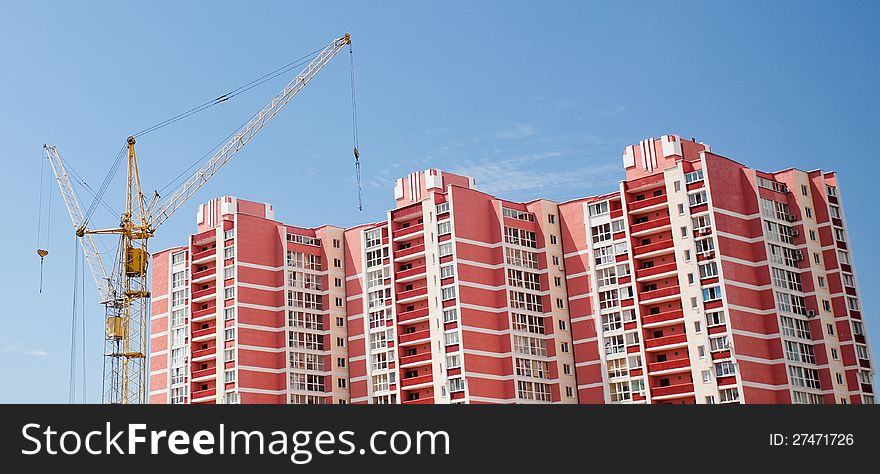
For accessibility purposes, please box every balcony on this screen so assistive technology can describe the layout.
[403,397,434,405]
[399,329,431,346]
[192,287,216,303]
[192,267,216,283]
[633,239,675,258]
[191,367,216,381]
[396,265,427,282]
[651,383,694,399]
[191,307,216,320]
[191,388,216,401]
[192,326,217,341]
[639,286,681,304]
[401,374,433,388]
[644,333,688,350]
[628,195,668,213]
[191,347,216,361]
[393,223,425,241]
[400,352,432,367]
[636,262,678,280]
[642,309,684,327]
[648,358,691,374]
[192,247,216,264]
[398,307,430,323]
[397,286,428,303]
[394,244,426,262]
[630,216,671,236]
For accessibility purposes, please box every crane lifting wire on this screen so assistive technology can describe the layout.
[39,33,360,404]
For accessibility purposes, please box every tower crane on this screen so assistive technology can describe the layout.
[43,33,353,404]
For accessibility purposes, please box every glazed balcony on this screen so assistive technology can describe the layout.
[398,307,430,323]
[628,195,668,213]
[633,239,675,257]
[651,383,694,399]
[393,223,425,241]
[644,333,688,350]
[399,329,431,346]
[642,309,685,327]
[630,216,671,236]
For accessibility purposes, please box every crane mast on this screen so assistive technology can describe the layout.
[44,33,352,404]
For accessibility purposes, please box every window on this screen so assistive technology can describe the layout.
[170,327,185,347]
[444,331,460,346]
[715,361,736,377]
[516,358,550,378]
[439,264,455,279]
[224,370,236,383]
[706,311,726,327]
[702,370,712,383]
[439,242,453,257]
[591,223,611,244]
[366,249,384,268]
[554,276,562,287]
[601,312,623,332]
[695,238,714,254]
[710,335,729,352]
[609,381,631,402]
[842,273,855,288]
[224,246,235,259]
[517,380,551,401]
[172,271,186,288]
[171,387,187,404]
[826,185,837,197]
[847,297,860,311]
[172,308,185,327]
[604,335,625,355]
[596,267,617,288]
[514,335,547,357]
[598,289,619,310]
[436,202,450,215]
[502,207,535,222]
[441,286,456,301]
[593,245,615,266]
[829,205,841,219]
[550,235,558,245]
[788,366,820,389]
[511,313,544,334]
[685,169,704,184]
[805,207,813,219]
[611,219,625,234]
[437,220,452,236]
[698,261,718,279]
[856,345,869,360]
[780,316,811,339]
[224,348,235,362]
[287,233,321,246]
[171,251,186,265]
[792,391,823,404]
[225,328,235,340]
[692,214,712,233]
[448,378,466,392]
[506,248,539,269]
[674,180,681,192]
[775,292,807,316]
[172,289,187,307]
[365,228,382,248]
[852,320,865,337]
[607,358,628,378]
[446,354,461,369]
[588,201,609,216]
[678,203,685,215]
[443,308,458,323]
[837,250,850,265]
[171,367,185,385]
[504,226,537,248]
[509,291,543,312]
[785,341,816,364]
[688,190,707,207]
[757,176,788,193]
[224,307,235,321]
[771,267,802,291]
[719,388,740,403]
[680,226,688,238]
[702,286,722,302]
[548,214,556,224]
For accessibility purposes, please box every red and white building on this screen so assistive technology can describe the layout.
[149,134,875,404]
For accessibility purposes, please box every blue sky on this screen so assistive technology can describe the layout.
[0,1,877,402]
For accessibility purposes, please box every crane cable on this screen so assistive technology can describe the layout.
[350,43,362,211]
[37,151,49,292]
[69,237,80,403]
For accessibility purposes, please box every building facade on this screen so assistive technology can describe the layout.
[149,134,875,404]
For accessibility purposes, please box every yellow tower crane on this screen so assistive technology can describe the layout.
[43,33,353,404]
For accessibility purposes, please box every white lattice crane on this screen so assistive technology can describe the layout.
[43,33,353,404]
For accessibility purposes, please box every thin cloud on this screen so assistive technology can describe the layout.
[495,123,537,140]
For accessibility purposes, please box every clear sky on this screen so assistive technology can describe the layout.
[0,1,878,402]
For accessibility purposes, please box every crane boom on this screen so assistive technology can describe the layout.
[148,33,351,230]
[43,144,116,304]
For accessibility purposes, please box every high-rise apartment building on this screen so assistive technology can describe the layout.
[149,134,875,404]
